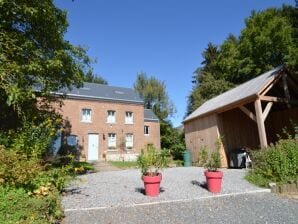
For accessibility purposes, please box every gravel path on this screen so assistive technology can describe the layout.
[62,168,298,223]
[64,192,298,224]
[62,167,268,210]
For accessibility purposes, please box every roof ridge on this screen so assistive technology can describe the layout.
[184,66,284,122]
[83,82,136,91]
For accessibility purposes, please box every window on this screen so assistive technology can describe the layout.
[125,134,133,149]
[107,110,116,123]
[108,133,116,148]
[125,111,133,124]
[144,126,149,135]
[81,109,92,122]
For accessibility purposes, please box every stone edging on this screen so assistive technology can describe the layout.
[269,180,298,194]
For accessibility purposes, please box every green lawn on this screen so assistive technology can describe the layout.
[109,161,138,169]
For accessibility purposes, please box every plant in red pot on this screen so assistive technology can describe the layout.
[199,141,223,193]
[137,145,170,197]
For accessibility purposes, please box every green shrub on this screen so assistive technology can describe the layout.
[32,166,73,193]
[0,145,42,187]
[137,145,170,176]
[72,161,95,174]
[172,159,183,167]
[246,138,298,186]
[197,139,222,171]
[0,186,63,224]
[10,118,61,159]
[197,146,208,167]
[205,150,221,172]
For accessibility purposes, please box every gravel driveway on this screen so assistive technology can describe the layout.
[62,167,269,211]
[62,167,298,223]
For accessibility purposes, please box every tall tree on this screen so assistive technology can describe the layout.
[83,69,108,85]
[134,72,175,121]
[0,0,91,130]
[134,73,183,155]
[187,4,298,116]
[237,7,296,81]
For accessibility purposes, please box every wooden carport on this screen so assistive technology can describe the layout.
[184,66,298,167]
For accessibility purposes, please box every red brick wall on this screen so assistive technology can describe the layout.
[56,98,160,160]
[144,121,161,149]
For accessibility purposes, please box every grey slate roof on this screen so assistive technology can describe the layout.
[184,66,283,122]
[55,82,144,104]
[144,109,159,122]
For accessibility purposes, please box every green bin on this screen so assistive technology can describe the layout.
[182,150,191,167]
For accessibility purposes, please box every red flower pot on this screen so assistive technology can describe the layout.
[204,171,223,193]
[143,173,162,197]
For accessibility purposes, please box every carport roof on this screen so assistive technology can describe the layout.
[184,66,284,122]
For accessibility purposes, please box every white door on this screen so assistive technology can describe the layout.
[88,134,99,161]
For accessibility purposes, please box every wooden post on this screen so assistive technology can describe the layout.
[282,74,290,100]
[282,74,291,108]
[254,99,268,148]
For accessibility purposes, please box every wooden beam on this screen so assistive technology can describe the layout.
[259,75,282,96]
[216,95,256,114]
[260,95,281,102]
[239,106,257,122]
[262,102,273,121]
[260,95,298,105]
[254,99,268,148]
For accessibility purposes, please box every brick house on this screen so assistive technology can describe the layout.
[53,82,160,161]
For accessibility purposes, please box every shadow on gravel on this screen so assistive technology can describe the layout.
[191,180,208,190]
[63,188,90,197]
[135,187,165,195]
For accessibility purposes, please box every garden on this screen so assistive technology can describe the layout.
[245,125,298,189]
[0,118,94,223]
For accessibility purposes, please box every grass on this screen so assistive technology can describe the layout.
[72,161,95,174]
[170,159,184,167]
[109,161,138,169]
[245,172,270,187]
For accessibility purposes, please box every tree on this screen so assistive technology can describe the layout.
[187,5,298,116]
[186,42,235,116]
[134,73,184,156]
[134,72,175,121]
[83,69,108,85]
[160,120,185,160]
[0,0,91,130]
[237,7,296,81]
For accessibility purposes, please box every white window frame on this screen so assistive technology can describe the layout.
[107,110,116,123]
[144,126,150,136]
[81,108,92,123]
[108,133,117,149]
[125,133,133,149]
[125,111,133,124]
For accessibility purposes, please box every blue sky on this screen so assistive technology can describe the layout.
[55,0,293,127]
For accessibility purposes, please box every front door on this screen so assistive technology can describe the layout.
[88,134,99,161]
